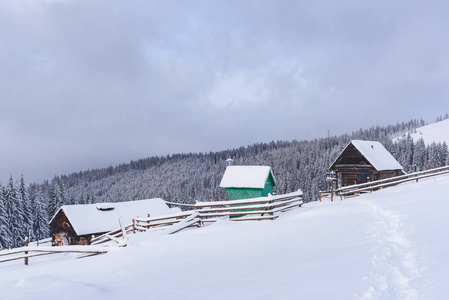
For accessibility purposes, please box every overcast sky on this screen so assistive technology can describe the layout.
[1,0,449,184]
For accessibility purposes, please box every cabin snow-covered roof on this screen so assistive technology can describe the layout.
[219,166,276,189]
[49,198,178,236]
[331,140,403,171]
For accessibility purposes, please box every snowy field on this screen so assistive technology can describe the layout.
[1,174,449,299]
[409,118,449,145]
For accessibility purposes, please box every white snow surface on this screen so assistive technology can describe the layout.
[50,198,176,236]
[219,165,276,188]
[3,175,449,299]
[349,140,403,171]
[409,119,449,145]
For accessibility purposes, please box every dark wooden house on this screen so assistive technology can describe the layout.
[329,140,404,187]
[48,198,176,245]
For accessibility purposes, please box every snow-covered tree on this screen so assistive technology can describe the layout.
[413,138,427,171]
[47,182,63,220]
[60,182,68,206]
[32,189,50,242]
[79,194,85,205]
[0,185,11,249]
[16,175,33,242]
[4,176,24,248]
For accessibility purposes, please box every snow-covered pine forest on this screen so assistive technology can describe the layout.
[1,116,449,249]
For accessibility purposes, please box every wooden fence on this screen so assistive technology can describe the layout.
[29,237,52,247]
[195,190,303,221]
[91,190,303,245]
[0,190,304,265]
[91,217,129,246]
[0,219,128,265]
[90,210,202,245]
[337,165,449,198]
[133,210,196,231]
[0,245,109,265]
[163,212,201,235]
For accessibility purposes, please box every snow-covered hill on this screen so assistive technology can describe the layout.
[409,118,449,145]
[1,175,449,299]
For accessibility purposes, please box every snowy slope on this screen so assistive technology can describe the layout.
[409,118,449,145]
[1,175,449,299]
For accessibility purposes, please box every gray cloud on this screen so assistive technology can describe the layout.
[1,0,449,183]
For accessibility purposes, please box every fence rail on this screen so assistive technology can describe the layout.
[195,190,303,221]
[337,165,449,198]
[0,245,109,265]
[134,210,196,230]
[91,217,129,246]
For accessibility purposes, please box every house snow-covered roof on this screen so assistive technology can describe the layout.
[331,140,403,171]
[219,166,276,189]
[49,198,179,236]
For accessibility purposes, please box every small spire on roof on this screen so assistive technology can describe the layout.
[226,157,234,166]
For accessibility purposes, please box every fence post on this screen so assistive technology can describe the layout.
[331,186,333,202]
[24,237,29,265]
[119,217,128,244]
[132,219,136,234]
[319,191,322,202]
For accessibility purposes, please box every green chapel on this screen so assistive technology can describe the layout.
[219,166,277,200]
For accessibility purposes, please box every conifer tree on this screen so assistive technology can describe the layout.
[69,195,76,205]
[18,175,33,241]
[4,176,24,248]
[413,138,427,171]
[60,182,68,206]
[0,185,11,249]
[47,182,63,220]
[442,142,449,166]
[79,194,85,205]
[33,189,50,242]
[403,134,415,172]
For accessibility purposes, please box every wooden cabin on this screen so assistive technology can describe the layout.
[219,166,277,200]
[329,140,404,187]
[49,198,178,246]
